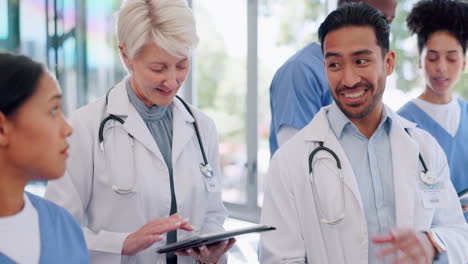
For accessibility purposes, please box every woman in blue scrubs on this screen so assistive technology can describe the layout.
[0,53,89,263]
[398,0,468,219]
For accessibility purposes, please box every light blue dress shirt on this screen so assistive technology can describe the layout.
[327,103,396,263]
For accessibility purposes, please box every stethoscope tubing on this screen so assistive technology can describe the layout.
[308,142,342,173]
[308,129,432,225]
[98,87,212,194]
[98,114,125,150]
[309,141,345,225]
[174,95,210,168]
[101,126,136,195]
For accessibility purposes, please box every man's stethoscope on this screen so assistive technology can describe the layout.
[308,128,436,225]
[98,89,213,195]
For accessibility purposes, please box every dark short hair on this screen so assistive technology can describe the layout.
[318,2,390,55]
[0,53,44,117]
[338,0,352,6]
[407,0,468,54]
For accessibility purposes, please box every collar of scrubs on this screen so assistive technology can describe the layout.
[0,254,15,264]
[25,192,89,263]
[327,102,392,139]
[303,104,415,143]
[28,193,57,263]
[125,80,171,121]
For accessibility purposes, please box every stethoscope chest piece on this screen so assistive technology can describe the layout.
[200,163,214,178]
[420,171,437,186]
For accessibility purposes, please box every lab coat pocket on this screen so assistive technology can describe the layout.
[414,198,435,230]
[204,174,222,193]
[120,254,137,264]
[418,181,449,209]
[415,183,437,229]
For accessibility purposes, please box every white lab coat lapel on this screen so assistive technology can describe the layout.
[304,106,365,213]
[171,99,196,209]
[106,79,165,162]
[172,98,195,165]
[388,109,419,228]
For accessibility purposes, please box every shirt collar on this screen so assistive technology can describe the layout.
[327,102,392,139]
[378,106,392,134]
[126,80,170,121]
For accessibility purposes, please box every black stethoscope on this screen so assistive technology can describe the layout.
[98,88,213,195]
[308,128,434,225]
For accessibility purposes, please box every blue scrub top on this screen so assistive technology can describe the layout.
[269,42,332,156]
[398,99,468,221]
[0,192,89,263]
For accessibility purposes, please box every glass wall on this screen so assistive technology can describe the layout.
[194,0,249,206]
[0,0,10,50]
[257,0,327,206]
[85,0,125,103]
[19,0,47,62]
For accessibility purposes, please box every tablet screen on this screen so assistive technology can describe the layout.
[156,224,276,254]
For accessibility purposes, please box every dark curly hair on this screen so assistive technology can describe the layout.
[407,0,468,54]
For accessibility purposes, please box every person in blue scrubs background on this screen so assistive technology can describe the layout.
[0,53,89,263]
[397,0,468,220]
[268,0,397,157]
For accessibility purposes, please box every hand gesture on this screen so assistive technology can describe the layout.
[372,229,435,264]
[122,214,193,256]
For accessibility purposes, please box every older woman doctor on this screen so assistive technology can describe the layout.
[45,0,234,263]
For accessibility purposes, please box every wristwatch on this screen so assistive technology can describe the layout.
[424,230,447,260]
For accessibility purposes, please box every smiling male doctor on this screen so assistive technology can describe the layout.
[260,3,468,264]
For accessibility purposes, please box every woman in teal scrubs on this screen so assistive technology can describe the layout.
[398,0,468,220]
[0,53,89,263]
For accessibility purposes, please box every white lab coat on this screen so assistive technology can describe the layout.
[260,105,468,264]
[45,79,228,264]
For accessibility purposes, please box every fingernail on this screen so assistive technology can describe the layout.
[187,249,192,253]
[223,240,228,244]
[175,221,182,226]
